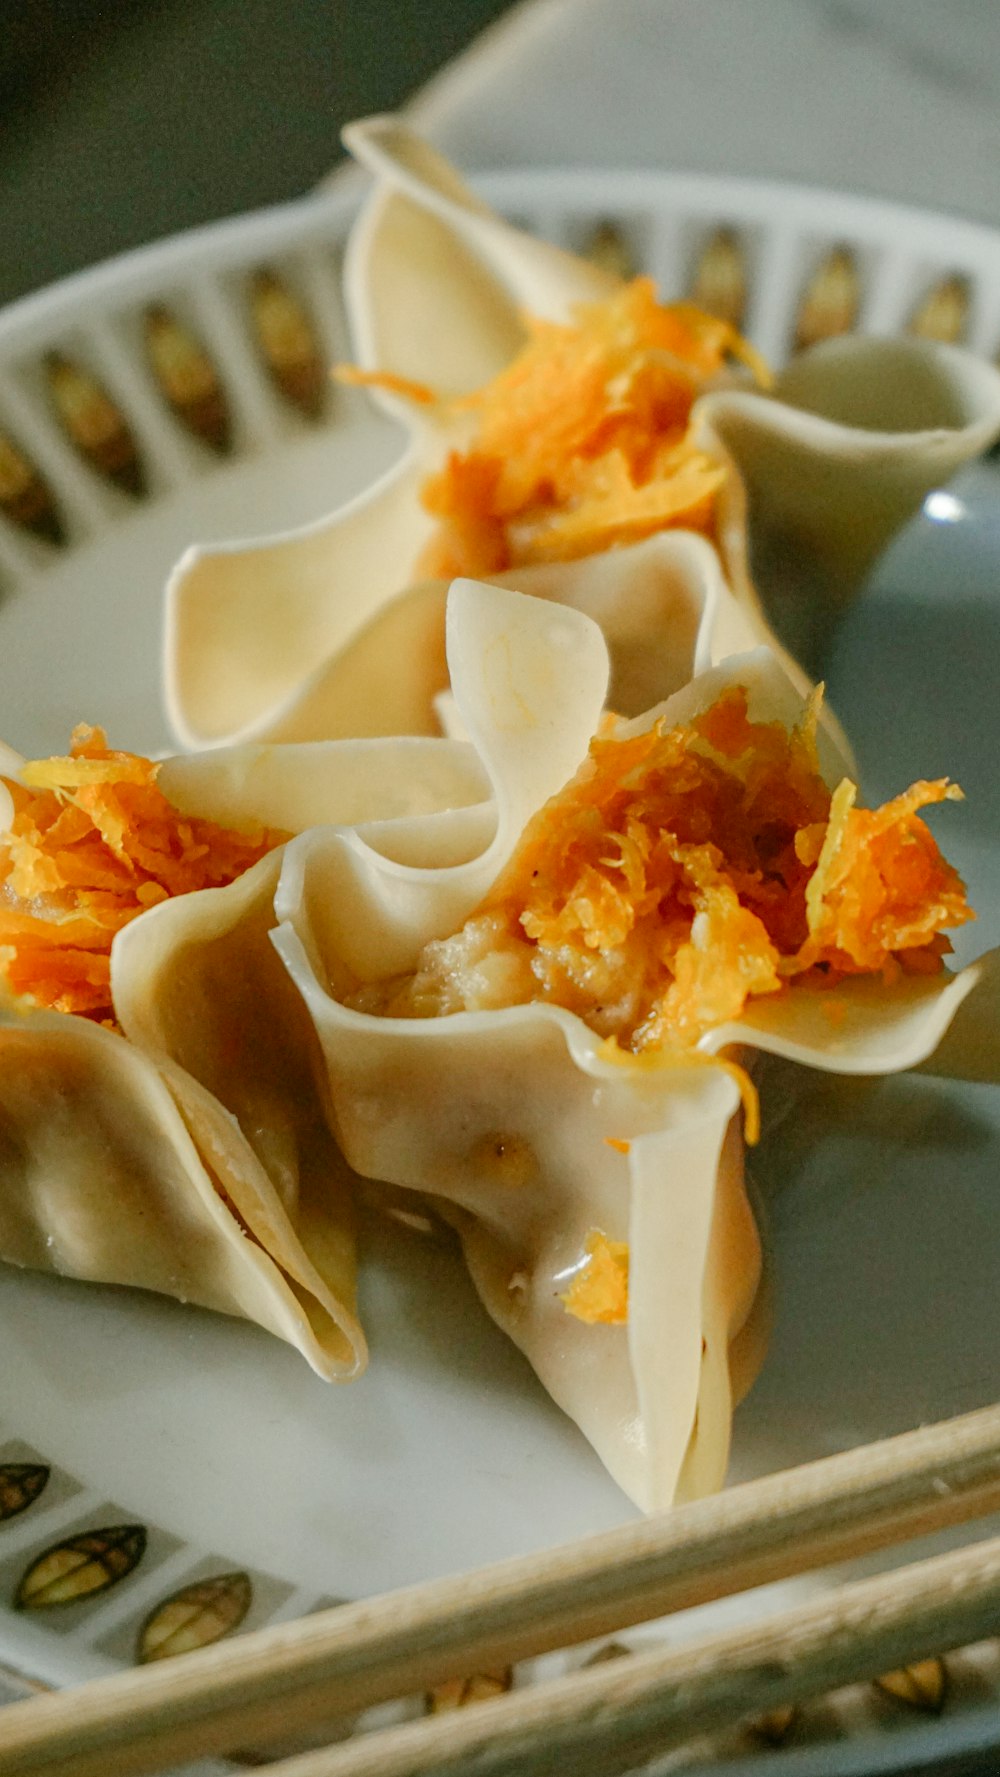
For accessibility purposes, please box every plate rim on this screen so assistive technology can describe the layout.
[7,161,1000,346]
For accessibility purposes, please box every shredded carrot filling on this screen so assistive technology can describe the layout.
[337,279,768,580]
[335,365,438,407]
[361,686,972,1057]
[561,1231,629,1326]
[0,726,287,1023]
[420,280,767,577]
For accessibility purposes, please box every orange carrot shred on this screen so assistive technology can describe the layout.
[400,278,768,578]
[561,1231,629,1325]
[332,365,438,406]
[1,726,287,1023]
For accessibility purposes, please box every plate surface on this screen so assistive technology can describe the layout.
[2,170,1000,1774]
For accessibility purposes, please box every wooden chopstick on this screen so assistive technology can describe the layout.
[261,1529,1000,1777]
[2,1399,1000,1777]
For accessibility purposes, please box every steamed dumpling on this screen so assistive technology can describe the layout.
[268,580,989,1506]
[0,727,490,1374]
[165,118,1000,753]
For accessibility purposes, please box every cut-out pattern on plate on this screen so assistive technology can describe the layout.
[794,244,860,352]
[875,1657,949,1714]
[44,352,146,496]
[581,1639,633,1668]
[582,219,639,282]
[249,268,326,418]
[0,436,64,544]
[687,226,748,328]
[143,305,231,455]
[426,1667,513,1713]
[908,273,970,344]
[750,1704,800,1745]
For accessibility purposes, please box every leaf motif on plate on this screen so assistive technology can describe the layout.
[44,352,146,496]
[794,245,859,353]
[250,270,326,418]
[874,1656,948,1713]
[137,1570,253,1663]
[143,305,232,454]
[908,274,970,345]
[426,1667,513,1712]
[749,1703,799,1744]
[581,1639,632,1667]
[0,1462,50,1521]
[582,221,638,282]
[15,1523,147,1609]
[0,436,65,544]
[688,227,747,330]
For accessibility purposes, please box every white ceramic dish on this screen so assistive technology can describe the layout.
[1,171,1000,1775]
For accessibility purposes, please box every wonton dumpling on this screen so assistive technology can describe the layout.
[0,1002,365,1378]
[266,580,991,1507]
[165,117,1000,752]
[0,731,490,1376]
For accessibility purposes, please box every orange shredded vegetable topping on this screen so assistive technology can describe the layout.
[0,726,287,1023]
[407,279,768,579]
[379,685,972,1066]
[484,686,971,1046]
[485,688,970,1044]
[334,365,438,406]
[561,1230,629,1326]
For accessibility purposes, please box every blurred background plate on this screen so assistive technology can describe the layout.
[2,172,1000,1775]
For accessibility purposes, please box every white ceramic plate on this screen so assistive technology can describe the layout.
[2,171,1000,1776]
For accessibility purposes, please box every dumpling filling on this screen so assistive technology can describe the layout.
[340,278,769,580]
[350,685,973,1052]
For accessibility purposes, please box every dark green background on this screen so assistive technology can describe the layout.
[2,0,513,306]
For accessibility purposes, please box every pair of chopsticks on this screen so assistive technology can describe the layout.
[2,1401,1000,1777]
